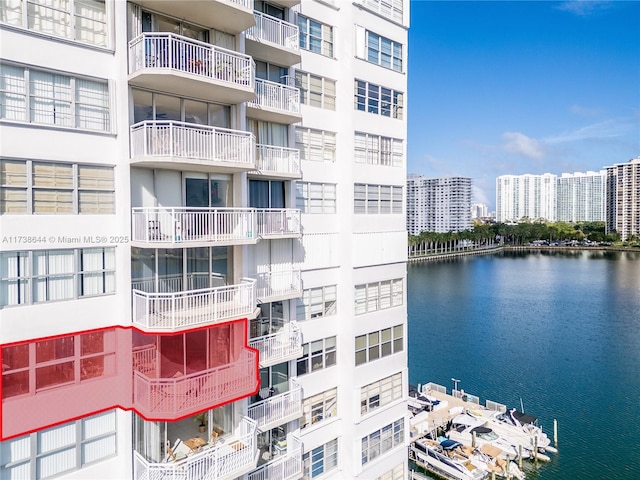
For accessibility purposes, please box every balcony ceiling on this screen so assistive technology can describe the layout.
[130,157,256,175]
[245,39,301,68]
[246,104,301,125]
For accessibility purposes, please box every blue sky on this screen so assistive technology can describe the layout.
[407,0,640,210]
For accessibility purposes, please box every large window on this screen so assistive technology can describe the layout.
[297,336,336,376]
[297,15,333,57]
[361,372,402,415]
[359,0,404,23]
[296,284,337,320]
[354,80,403,119]
[1,159,115,214]
[296,182,336,214]
[354,183,403,214]
[354,278,403,315]
[355,325,403,366]
[355,27,402,72]
[295,127,336,163]
[294,71,336,110]
[301,387,337,429]
[0,0,108,47]
[0,410,116,479]
[302,438,338,479]
[0,248,116,307]
[0,64,110,131]
[354,132,403,167]
[361,419,404,465]
[376,463,405,480]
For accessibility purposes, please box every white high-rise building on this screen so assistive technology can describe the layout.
[0,1,409,480]
[471,203,489,220]
[556,171,606,223]
[406,175,472,235]
[605,157,640,241]
[495,173,557,223]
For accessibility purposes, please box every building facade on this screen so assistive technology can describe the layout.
[470,203,488,220]
[556,171,606,223]
[406,175,472,235]
[0,1,409,479]
[605,157,640,241]
[495,173,557,223]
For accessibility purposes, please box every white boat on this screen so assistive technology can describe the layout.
[446,414,523,460]
[410,438,487,480]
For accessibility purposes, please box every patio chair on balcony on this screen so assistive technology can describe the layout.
[148,220,167,241]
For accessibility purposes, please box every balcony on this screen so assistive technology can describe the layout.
[247,380,302,431]
[252,145,301,178]
[134,0,255,34]
[132,207,259,247]
[133,417,259,480]
[128,33,255,105]
[249,434,302,480]
[132,278,257,332]
[130,121,255,172]
[256,209,301,238]
[255,269,302,303]
[247,78,301,124]
[245,11,300,67]
[133,350,258,419]
[249,321,303,368]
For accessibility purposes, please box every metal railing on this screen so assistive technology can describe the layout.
[248,434,302,480]
[128,32,255,88]
[246,11,299,51]
[249,78,300,115]
[133,350,257,417]
[132,278,257,331]
[249,321,302,367]
[132,207,258,244]
[133,417,257,480]
[256,208,301,237]
[130,121,255,167]
[255,269,302,301]
[247,379,302,430]
[254,144,301,177]
[131,273,226,294]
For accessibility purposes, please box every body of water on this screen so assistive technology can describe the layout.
[407,250,640,480]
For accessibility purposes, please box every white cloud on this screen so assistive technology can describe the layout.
[472,185,490,206]
[501,132,546,160]
[569,104,601,117]
[543,118,633,144]
[556,0,613,16]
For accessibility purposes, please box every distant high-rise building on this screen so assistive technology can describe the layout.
[557,171,606,222]
[496,174,557,222]
[471,203,489,219]
[605,157,640,241]
[406,175,472,234]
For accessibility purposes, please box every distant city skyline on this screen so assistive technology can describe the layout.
[407,1,640,211]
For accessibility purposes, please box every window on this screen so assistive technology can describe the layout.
[2,331,116,398]
[0,159,115,214]
[0,64,110,131]
[296,127,336,162]
[361,372,402,415]
[354,80,403,119]
[354,132,403,167]
[376,462,405,480]
[0,0,108,47]
[301,387,337,429]
[361,419,404,465]
[297,336,336,376]
[359,0,404,23]
[294,71,336,110]
[354,278,403,315]
[355,325,403,366]
[296,182,336,214]
[1,248,116,307]
[355,26,402,72]
[296,285,337,320]
[298,15,333,57]
[0,410,117,479]
[354,184,403,214]
[302,439,338,479]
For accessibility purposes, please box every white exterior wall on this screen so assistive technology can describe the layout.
[496,173,557,222]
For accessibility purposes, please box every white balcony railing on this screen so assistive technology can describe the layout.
[247,379,302,430]
[132,273,226,294]
[130,121,255,168]
[128,32,255,88]
[132,207,258,244]
[256,208,301,237]
[246,11,299,51]
[132,278,257,331]
[254,144,301,177]
[248,434,302,480]
[249,78,300,115]
[134,417,258,480]
[255,269,302,302]
[249,321,302,368]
